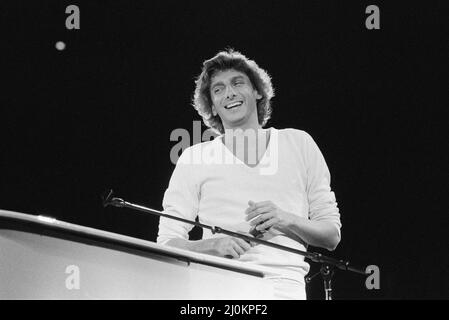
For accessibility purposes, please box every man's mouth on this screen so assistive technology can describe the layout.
[224,101,243,110]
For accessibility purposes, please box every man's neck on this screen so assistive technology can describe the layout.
[220,126,271,167]
[222,125,270,150]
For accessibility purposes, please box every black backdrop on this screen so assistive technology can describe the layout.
[1,1,448,299]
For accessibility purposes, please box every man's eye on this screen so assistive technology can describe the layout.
[214,88,222,94]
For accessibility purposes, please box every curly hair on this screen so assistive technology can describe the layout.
[192,49,275,135]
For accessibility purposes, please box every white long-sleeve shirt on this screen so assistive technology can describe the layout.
[157,127,341,283]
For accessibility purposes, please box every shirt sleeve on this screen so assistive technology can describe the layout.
[303,132,342,236]
[157,147,200,245]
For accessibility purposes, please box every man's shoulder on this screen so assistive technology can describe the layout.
[277,127,312,141]
[185,138,218,152]
[176,138,219,164]
[275,127,319,154]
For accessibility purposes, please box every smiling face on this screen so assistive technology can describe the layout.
[210,69,262,131]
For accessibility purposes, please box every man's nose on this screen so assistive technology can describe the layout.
[225,85,237,99]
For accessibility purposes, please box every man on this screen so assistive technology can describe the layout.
[157,49,341,299]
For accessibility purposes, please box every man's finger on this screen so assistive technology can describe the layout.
[246,206,271,220]
[227,248,240,259]
[248,200,272,209]
[234,238,251,251]
[246,209,261,221]
[232,242,246,256]
[256,218,277,231]
[249,212,275,226]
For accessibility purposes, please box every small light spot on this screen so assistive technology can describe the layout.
[55,41,66,51]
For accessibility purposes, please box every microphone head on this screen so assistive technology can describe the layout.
[101,189,114,207]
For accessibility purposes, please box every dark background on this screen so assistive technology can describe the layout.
[1,1,447,299]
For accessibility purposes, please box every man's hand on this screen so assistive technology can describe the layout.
[165,236,254,259]
[245,200,294,234]
[244,200,341,251]
[206,236,253,259]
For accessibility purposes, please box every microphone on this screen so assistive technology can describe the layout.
[101,189,125,208]
[102,189,367,276]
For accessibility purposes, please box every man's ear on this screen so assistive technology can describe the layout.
[212,105,218,116]
[255,91,263,100]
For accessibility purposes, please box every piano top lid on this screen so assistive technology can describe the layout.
[0,209,282,278]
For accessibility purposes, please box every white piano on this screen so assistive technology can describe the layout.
[0,209,279,299]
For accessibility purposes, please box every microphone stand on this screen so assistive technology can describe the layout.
[102,189,366,300]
